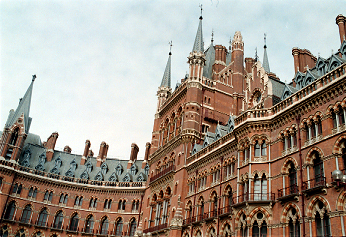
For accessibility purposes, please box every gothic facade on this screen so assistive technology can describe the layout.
[1,13,346,237]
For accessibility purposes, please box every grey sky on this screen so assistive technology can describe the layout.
[1,0,345,159]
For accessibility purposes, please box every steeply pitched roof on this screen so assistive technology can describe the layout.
[192,16,204,53]
[160,53,171,88]
[6,76,35,133]
[263,44,270,73]
[203,40,215,78]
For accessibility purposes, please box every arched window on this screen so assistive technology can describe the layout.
[224,223,231,237]
[200,201,204,218]
[115,218,123,236]
[33,188,38,199]
[316,212,331,237]
[79,196,83,206]
[100,217,109,235]
[15,228,25,237]
[118,200,122,210]
[44,191,49,200]
[122,200,126,210]
[85,215,94,233]
[59,194,64,203]
[288,208,300,237]
[227,187,233,206]
[288,163,297,192]
[89,198,94,208]
[37,208,48,226]
[261,141,267,156]
[313,153,324,184]
[129,219,137,236]
[70,213,79,231]
[0,225,9,237]
[28,187,34,198]
[332,109,338,128]
[10,128,19,146]
[74,197,80,206]
[240,214,248,237]
[254,141,260,157]
[53,211,64,229]
[4,201,16,220]
[254,174,267,200]
[21,205,32,223]
[64,194,68,204]
[213,195,218,215]
[33,231,42,237]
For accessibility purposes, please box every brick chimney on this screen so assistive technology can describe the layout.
[44,132,59,162]
[130,143,139,161]
[63,145,72,153]
[336,14,346,44]
[142,142,151,168]
[81,140,91,165]
[292,48,317,74]
[96,141,108,167]
[245,57,255,73]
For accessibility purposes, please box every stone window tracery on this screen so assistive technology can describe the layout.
[20,205,32,224]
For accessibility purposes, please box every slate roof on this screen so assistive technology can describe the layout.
[18,142,148,182]
[192,16,204,53]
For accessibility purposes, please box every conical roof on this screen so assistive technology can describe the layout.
[192,16,204,53]
[6,75,35,133]
[160,53,171,88]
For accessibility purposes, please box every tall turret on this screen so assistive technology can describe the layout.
[231,31,244,94]
[0,75,36,162]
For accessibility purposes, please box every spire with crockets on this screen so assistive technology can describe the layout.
[263,33,270,73]
[5,75,36,134]
[192,4,204,53]
[160,41,172,88]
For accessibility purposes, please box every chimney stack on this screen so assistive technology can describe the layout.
[81,140,90,165]
[292,48,317,74]
[130,143,139,161]
[63,145,72,154]
[144,142,151,161]
[96,141,108,167]
[44,132,59,162]
[336,14,346,44]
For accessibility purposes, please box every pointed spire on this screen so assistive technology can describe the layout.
[6,75,36,134]
[263,33,270,73]
[160,42,172,88]
[203,31,215,78]
[192,5,204,53]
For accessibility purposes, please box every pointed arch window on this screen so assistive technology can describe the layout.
[4,201,16,220]
[115,218,123,236]
[53,211,64,229]
[129,219,137,236]
[85,215,94,233]
[315,212,331,237]
[20,205,32,223]
[240,214,248,237]
[37,208,48,226]
[261,141,267,156]
[254,141,260,157]
[254,174,267,200]
[288,208,300,237]
[15,228,25,237]
[100,217,109,235]
[0,225,9,237]
[313,153,324,184]
[70,213,79,231]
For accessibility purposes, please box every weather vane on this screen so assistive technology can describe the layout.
[211,29,214,42]
[169,41,173,54]
[199,4,203,17]
[264,33,267,46]
[32,75,36,81]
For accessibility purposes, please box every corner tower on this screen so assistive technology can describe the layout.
[0,75,36,162]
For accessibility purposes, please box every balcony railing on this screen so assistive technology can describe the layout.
[218,205,232,216]
[302,176,326,191]
[278,184,299,198]
[150,165,175,183]
[143,223,168,233]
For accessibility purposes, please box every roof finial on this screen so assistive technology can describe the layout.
[211,29,214,43]
[318,52,320,57]
[169,41,173,55]
[199,4,203,19]
[264,33,267,48]
[32,74,36,81]
[255,47,258,62]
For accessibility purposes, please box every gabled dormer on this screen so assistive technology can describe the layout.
[227,115,235,133]
[115,163,123,175]
[137,172,146,182]
[303,69,318,87]
[315,57,327,76]
[293,71,305,90]
[130,163,138,175]
[281,84,298,101]
[108,172,118,182]
[327,54,345,72]
[191,143,203,155]
[123,173,132,182]
[202,132,216,148]
[215,124,228,140]
[94,171,104,181]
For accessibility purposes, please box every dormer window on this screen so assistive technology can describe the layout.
[116,164,123,175]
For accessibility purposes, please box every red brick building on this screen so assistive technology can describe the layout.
[1,12,346,237]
